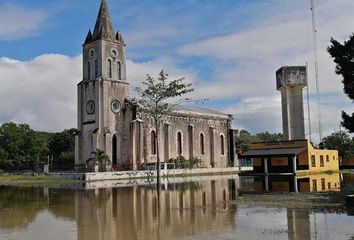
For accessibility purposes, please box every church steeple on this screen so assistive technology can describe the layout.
[82,0,127,81]
[92,0,115,41]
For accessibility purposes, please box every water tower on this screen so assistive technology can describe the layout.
[276,66,307,140]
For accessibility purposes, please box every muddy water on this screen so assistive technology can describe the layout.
[0,173,353,240]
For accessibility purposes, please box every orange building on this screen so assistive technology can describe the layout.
[241,140,339,174]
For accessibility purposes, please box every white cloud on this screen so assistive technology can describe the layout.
[0,4,49,41]
[127,57,199,102]
[0,54,80,131]
[177,0,354,140]
[0,55,198,132]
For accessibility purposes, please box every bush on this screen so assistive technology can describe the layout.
[168,156,203,169]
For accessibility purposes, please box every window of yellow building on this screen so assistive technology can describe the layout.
[328,182,331,189]
[312,179,317,191]
[326,155,329,162]
[321,178,325,190]
[320,155,324,167]
[311,155,316,167]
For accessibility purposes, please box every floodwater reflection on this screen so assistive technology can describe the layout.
[0,174,354,240]
[239,173,342,193]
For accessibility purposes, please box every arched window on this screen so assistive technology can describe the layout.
[95,59,98,78]
[107,59,112,78]
[177,132,182,155]
[200,133,204,155]
[117,61,121,80]
[220,135,225,155]
[87,61,91,79]
[151,130,156,155]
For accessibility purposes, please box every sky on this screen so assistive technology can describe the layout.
[0,0,353,143]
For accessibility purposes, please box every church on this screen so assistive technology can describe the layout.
[75,0,235,171]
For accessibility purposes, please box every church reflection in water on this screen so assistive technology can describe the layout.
[0,174,353,240]
[75,178,237,240]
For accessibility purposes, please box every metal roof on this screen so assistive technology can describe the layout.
[240,147,307,157]
[172,105,229,118]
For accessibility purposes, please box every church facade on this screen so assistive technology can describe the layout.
[75,0,235,170]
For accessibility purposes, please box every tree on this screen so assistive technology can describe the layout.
[234,130,283,153]
[322,131,354,160]
[255,131,283,142]
[328,36,354,132]
[135,70,193,184]
[0,122,47,171]
[86,149,111,172]
[234,130,254,153]
[49,129,76,170]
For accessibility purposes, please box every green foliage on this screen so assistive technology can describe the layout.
[0,122,76,172]
[328,36,354,132]
[49,129,76,171]
[0,123,48,171]
[234,129,283,153]
[255,131,283,142]
[234,130,254,153]
[87,149,111,172]
[168,156,203,169]
[136,70,194,122]
[322,131,354,159]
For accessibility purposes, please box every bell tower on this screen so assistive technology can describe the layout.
[75,0,130,168]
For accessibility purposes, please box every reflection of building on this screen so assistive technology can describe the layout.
[75,179,237,240]
[287,209,311,240]
[241,140,339,174]
[240,173,340,193]
[75,0,235,170]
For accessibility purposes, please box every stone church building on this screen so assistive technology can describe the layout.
[75,0,235,170]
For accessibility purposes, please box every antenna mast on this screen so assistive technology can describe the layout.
[306,62,312,142]
[310,0,323,143]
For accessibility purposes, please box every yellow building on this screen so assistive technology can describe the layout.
[241,140,339,174]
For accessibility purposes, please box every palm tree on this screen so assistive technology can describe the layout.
[86,149,111,172]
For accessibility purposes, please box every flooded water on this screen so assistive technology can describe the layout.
[0,173,354,240]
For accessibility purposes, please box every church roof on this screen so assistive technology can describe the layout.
[91,0,116,42]
[171,105,231,119]
[125,98,231,120]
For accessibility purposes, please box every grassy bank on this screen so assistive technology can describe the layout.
[0,174,80,186]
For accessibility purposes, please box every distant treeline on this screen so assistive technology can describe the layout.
[234,129,354,159]
[0,122,75,172]
[234,130,283,153]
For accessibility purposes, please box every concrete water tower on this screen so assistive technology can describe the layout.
[276,66,307,141]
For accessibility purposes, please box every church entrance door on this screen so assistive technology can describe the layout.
[112,135,117,165]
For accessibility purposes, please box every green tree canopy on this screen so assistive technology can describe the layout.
[322,131,354,159]
[48,128,76,170]
[235,130,283,153]
[255,131,283,142]
[328,36,354,132]
[0,123,47,171]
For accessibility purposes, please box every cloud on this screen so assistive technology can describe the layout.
[0,54,197,132]
[0,54,80,131]
[176,0,354,140]
[0,4,49,41]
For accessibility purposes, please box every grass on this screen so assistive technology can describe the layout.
[0,174,80,186]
